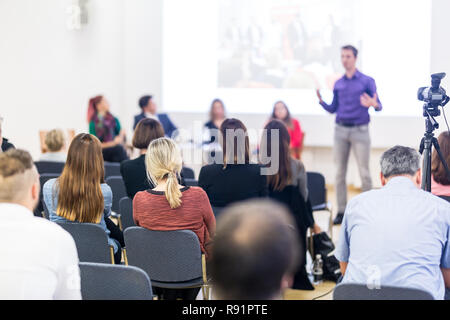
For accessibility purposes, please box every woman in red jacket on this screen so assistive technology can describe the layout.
[271,101,305,159]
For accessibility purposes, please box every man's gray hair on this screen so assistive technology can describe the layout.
[380,145,421,178]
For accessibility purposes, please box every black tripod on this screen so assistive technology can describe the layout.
[419,111,450,191]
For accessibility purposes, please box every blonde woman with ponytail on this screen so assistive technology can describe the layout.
[133,137,216,258]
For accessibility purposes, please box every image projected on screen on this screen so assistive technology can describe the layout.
[162,0,430,116]
[218,0,360,91]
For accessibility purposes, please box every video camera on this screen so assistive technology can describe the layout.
[417,72,450,117]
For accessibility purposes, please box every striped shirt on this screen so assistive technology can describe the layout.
[133,186,216,256]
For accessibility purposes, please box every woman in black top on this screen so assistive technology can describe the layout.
[260,119,321,290]
[120,118,165,198]
[199,118,267,208]
[0,118,15,152]
[203,99,226,145]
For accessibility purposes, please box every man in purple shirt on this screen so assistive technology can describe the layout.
[317,45,382,225]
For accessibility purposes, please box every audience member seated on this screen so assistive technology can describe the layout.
[203,98,226,145]
[0,116,15,152]
[432,131,450,199]
[133,137,215,300]
[336,145,450,300]
[0,149,80,299]
[43,134,124,264]
[121,118,165,199]
[39,129,67,162]
[134,95,178,138]
[270,101,305,159]
[261,119,321,290]
[87,95,128,163]
[199,118,268,207]
[209,199,300,300]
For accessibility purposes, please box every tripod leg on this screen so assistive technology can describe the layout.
[432,138,450,180]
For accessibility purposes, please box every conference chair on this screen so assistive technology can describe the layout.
[119,197,135,231]
[79,262,153,300]
[105,176,127,229]
[184,178,198,187]
[34,161,65,175]
[306,172,333,237]
[124,227,210,300]
[333,283,434,300]
[56,222,115,264]
[181,166,195,180]
[104,162,121,178]
[35,173,59,218]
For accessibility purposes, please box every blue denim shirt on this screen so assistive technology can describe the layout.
[43,179,118,253]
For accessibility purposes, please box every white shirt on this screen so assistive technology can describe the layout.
[39,152,67,163]
[336,177,450,300]
[0,203,81,300]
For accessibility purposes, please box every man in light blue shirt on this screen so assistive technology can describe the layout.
[336,146,450,299]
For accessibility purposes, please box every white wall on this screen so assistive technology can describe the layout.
[0,0,126,158]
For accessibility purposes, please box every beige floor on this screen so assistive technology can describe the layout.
[283,185,361,300]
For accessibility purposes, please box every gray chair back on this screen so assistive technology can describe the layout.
[35,161,65,174]
[119,197,135,230]
[306,172,327,209]
[79,262,153,300]
[57,222,112,263]
[181,166,195,179]
[333,283,434,300]
[106,176,127,214]
[104,162,121,178]
[36,173,59,217]
[184,179,198,187]
[124,227,203,287]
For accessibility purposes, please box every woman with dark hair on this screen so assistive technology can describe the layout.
[270,101,305,159]
[204,99,226,145]
[260,119,321,290]
[120,118,165,199]
[431,131,450,198]
[43,134,124,264]
[199,118,267,208]
[87,95,128,163]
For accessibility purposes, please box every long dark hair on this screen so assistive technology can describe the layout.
[261,120,292,191]
[271,101,293,128]
[57,134,105,223]
[220,118,250,168]
[432,131,450,185]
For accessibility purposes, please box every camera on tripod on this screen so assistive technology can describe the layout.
[417,72,450,192]
[417,72,450,117]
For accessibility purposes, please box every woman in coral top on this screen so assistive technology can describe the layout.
[133,137,216,300]
[271,101,305,159]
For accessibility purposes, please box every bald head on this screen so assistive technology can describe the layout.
[0,149,40,210]
[210,200,301,300]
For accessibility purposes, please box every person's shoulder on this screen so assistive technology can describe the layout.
[419,189,450,209]
[345,189,379,214]
[358,71,375,82]
[43,178,57,190]
[100,183,112,195]
[134,190,150,201]
[157,113,169,120]
[187,186,207,196]
[200,163,222,173]
[31,216,75,244]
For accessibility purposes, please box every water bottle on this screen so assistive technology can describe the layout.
[312,254,324,284]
